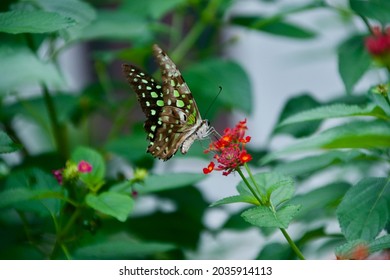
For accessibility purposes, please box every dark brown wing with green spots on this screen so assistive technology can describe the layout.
[122,45,204,161]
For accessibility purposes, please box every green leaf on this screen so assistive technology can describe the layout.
[86,192,134,222]
[236,172,295,207]
[350,0,390,25]
[31,0,97,41]
[121,0,187,20]
[74,239,174,259]
[183,59,252,116]
[231,15,316,39]
[337,177,390,241]
[0,46,64,92]
[0,10,75,34]
[0,131,21,153]
[290,182,350,222]
[369,234,390,252]
[71,146,105,187]
[210,195,257,207]
[137,173,205,194]
[338,35,371,94]
[72,11,151,42]
[369,85,390,116]
[275,150,365,177]
[1,168,64,216]
[273,94,322,138]
[257,242,293,260]
[262,120,390,163]
[241,204,301,228]
[279,103,389,127]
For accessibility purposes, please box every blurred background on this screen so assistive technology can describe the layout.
[1,0,388,259]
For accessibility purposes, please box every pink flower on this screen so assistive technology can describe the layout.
[78,160,92,173]
[52,169,63,185]
[365,26,390,56]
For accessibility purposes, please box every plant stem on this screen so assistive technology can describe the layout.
[236,168,263,205]
[280,228,306,260]
[42,85,68,158]
[237,166,305,260]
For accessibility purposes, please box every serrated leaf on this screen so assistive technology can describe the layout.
[263,120,390,163]
[231,15,316,39]
[71,146,105,187]
[184,59,252,117]
[0,46,64,92]
[338,35,371,94]
[137,173,205,194]
[337,177,390,241]
[279,103,389,127]
[0,131,22,153]
[74,240,174,259]
[0,10,75,34]
[210,194,257,207]
[369,86,390,116]
[236,172,295,207]
[86,192,134,222]
[242,204,301,228]
[350,0,390,25]
[369,234,390,252]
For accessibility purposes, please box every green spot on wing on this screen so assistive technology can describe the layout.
[157,100,164,106]
[176,100,185,108]
[151,92,158,98]
[173,90,180,97]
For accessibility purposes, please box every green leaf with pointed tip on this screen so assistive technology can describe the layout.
[0,131,21,153]
[137,173,205,194]
[369,234,390,252]
[262,120,390,163]
[350,0,390,25]
[210,195,257,207]
[338,35,371,94]
[337,177,390,241]
[231,15,316,39]
[0,10,75,34]
[278,103,389,127]
[86,192,134,222]
[236,172,295,207]
[241,204,301,228]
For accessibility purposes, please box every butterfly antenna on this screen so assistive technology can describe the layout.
[204,86,223,119]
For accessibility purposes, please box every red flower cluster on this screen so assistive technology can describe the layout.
[52,160,93,185]
[203,119,252,176]
[365,26,390,56]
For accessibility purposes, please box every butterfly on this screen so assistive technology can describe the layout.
[122,44,214,161]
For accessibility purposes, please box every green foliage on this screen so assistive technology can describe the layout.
[0,0,390,261]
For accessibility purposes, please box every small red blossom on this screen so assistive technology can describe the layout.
[203,119,252,176]
[203,161,215,174]
[78,160,93,173]
[52,169,63,185]
[365,26,390,57]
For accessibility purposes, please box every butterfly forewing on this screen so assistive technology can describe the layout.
[122,44,210,161]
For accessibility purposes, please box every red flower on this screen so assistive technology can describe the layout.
[78,160,93,173]
[52,169,63,185]
[365,26,390,56]
[203,162,215,174]
[203,119,252,176]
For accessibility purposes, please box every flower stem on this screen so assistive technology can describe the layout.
[236,168,263,205]
[280,228,305,260]
[237,166,305,260]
